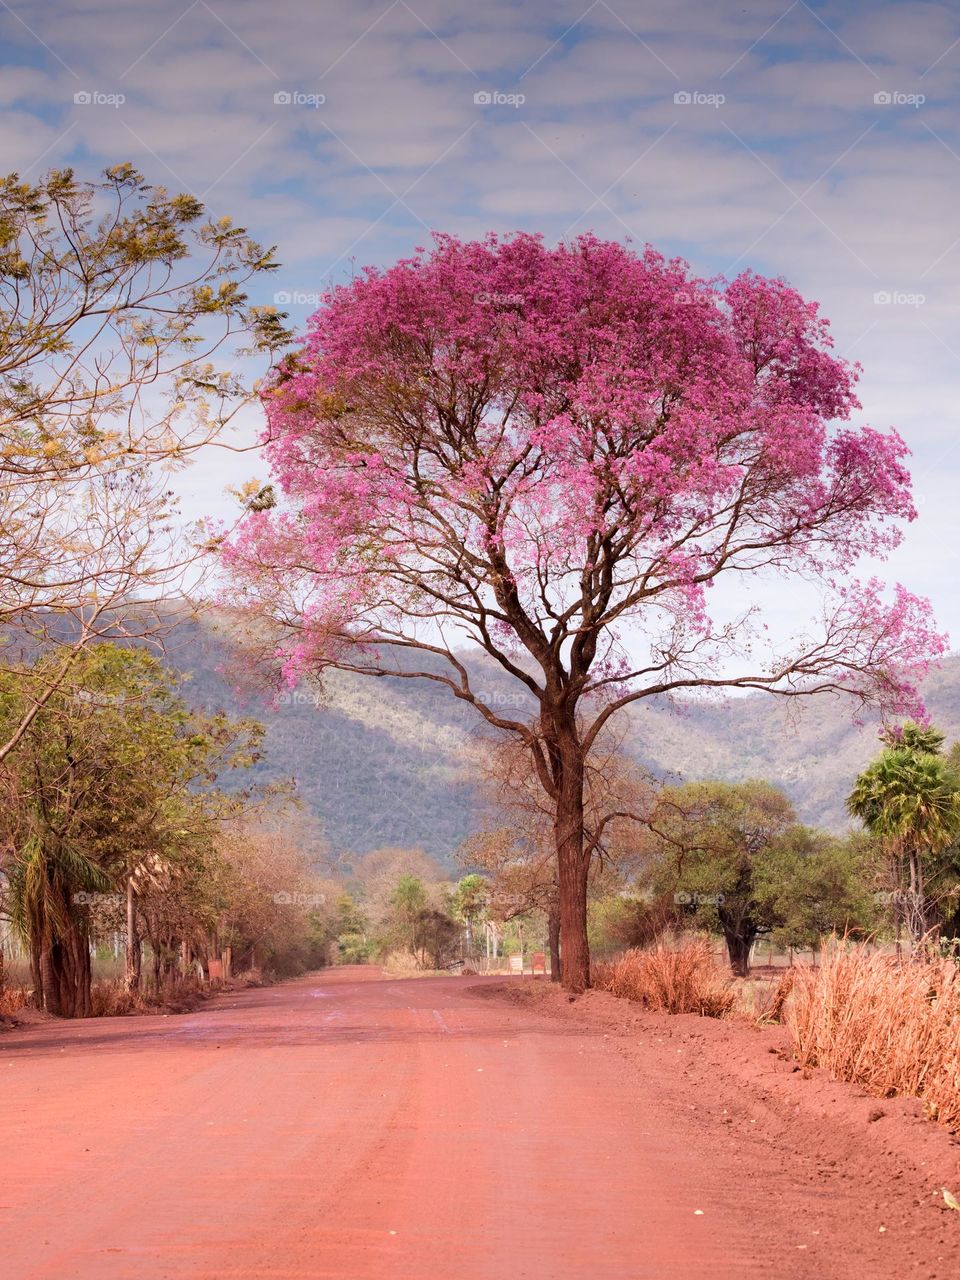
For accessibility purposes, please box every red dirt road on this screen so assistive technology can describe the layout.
[1,969,958,1279]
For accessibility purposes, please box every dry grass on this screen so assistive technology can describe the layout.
[737,968,796,1023]
[90,976,212,1016]
[381,951,458,978]
[0,986,30,1017]
[90,980,152,1017]
[594,941,736,1017]
[381,951,426,977]
[786,945,960,1131]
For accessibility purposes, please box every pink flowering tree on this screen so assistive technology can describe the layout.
[223,233,944,991]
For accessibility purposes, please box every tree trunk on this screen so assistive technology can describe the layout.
[542,707,592,992]
[548,904,562,983]
[124,879,141,993]
[72,928,92,1018]
[46,941,67,1016]
[30,937,44,1010]
[25,859,94,1017]
[38,929,57,1015]
[40,921,92,1017]
[553,743,590,992]
[905,849,928,952]
[725,928,755,978]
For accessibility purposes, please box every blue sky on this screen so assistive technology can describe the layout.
[2,0,959,649]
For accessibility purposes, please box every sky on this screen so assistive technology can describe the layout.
[2,0,959,650]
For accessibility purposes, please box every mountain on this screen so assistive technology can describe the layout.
[159,616,960,865]
[161,618,482,862]
[621,659,960,831]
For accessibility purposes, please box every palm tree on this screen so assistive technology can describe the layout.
[847,723,960,950]
[8,833,110,1016]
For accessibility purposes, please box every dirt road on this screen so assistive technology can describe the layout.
[1,969,957,1279]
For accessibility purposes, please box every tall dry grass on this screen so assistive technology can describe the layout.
[786,945,960,1131]
[594,941,736,1017]
[0,986,30,1017]
[90,980,151,1017]
[89,975,211,1016]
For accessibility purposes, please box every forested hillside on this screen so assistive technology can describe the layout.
[160,616,960,864]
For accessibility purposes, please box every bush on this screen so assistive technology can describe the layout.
[786,945,960,1131]
[337,932,374,964]
[589,893,675,958]
[594,941,736,1017]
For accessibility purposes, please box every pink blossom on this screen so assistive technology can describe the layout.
[222,232,943,718]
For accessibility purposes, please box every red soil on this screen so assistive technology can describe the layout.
[1,967,958,1278]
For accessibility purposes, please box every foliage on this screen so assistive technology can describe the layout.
[386,874,428,954]
[350,866,465,970]
[411,908,460,969]
[203,820,335,979]
[450,874,488,926]
[645,780,869,974]
[334,892,373,963]
[0,643,265,1014]
[0,163,289,762]
[350,847,446,931]
[752,826,877,950]
[588,892,676,958]
[848,721,960,945]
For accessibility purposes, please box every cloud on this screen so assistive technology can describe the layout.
[1,0,959,645]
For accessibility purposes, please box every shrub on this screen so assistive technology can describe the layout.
[594,941,736,1017]
[786,944,960,1131]
[589,893,675,959]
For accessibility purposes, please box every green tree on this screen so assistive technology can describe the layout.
[386,874,428,955]
[450,874,488,958]
[335,892,372,964]
[0,644,261,1015]
[412,908,460,969]
[847,722,960,948]
[752,826,874,952]
[646,780,868,975]
[587,891,676,959]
